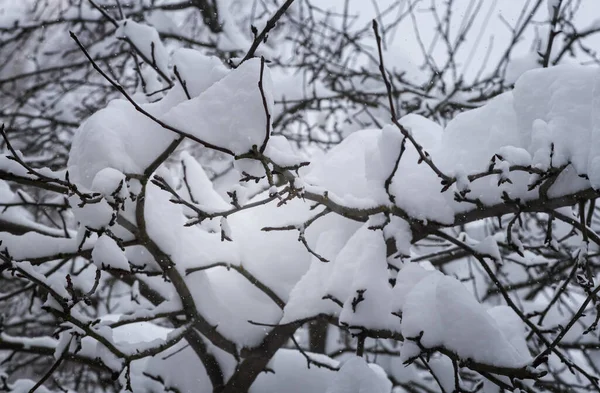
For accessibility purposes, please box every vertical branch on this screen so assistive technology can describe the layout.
[542,0,563,67]
[258,57,272,153]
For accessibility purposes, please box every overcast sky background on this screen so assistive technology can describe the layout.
[316,0,600,81]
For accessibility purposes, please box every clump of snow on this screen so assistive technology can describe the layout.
[399,273,531,368]
[514,65,600,176]
[326,356,391,393]
[91,168,128,202]
[180,152,231,212]
[264,135,308,168]
[171,49,228,97]
[487,306,532,361]
[339,225,395,331]
[281,217,363,323]
[505,53,540,85]
[383,217,413,257]
[391,263,441,314]
[116,20,169,77]
[92,235,129,271]
[70,195,114,230]
[162,58,274,155]
[428,355,455,393]
[496,146,532,166]
[68,98,178,188]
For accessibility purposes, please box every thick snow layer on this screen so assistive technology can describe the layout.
[144,183,240,273]
[171,49,228,97]
[391,263,441,314]
[487,306,532,361]
[116,20,169,77]
[399,272,531,368]
[281,216,363,323]
[514,66,600,179]
[326,225,387,309]
[92,235,130,271]
[180,151,231,212]
[428,355,455,393]
[68,98,178,187]
[305,65,600,223]
[326,356,392,393]
[162,58,274,155]
[68,49,234,187]
[339,224,395,331]
[91,167,128,202]
[135,341,213,393]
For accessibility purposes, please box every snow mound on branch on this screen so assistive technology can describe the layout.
[438,91,520,172]
[391,263,441,314]
[144,183,239,273]
[116,19,169,77]
[514,65,600,181]
[325,225,387,311]
[68,98,178,188]
[326,356,392,393]
[226,192,321,303]
[281,216,362,323]
[91,168,127,202]
[179,152,231,212]
[305,65,600,224]
[68,49,231,187]
[92,234,129,271]
[397,266,531,368]
[487,306,531,360]
[162,58,274,155]
[171,49,228,97]
[134,341,213,393]
[305,128,382,207]
[339,225,395,331]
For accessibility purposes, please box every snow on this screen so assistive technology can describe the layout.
[180,151,231,212]
[339,223,395,331]
[399,273,531,368]
[326,356,392,393]
[92,234,130,271]
[91,167,128,202]
[68,98,178,187]
[144,182,240,274]
[281,217,363,323]
[14,22,600,392]
[264,135,308,168]
[428,355,455,393]
[391,263,441,314]
[486,306,531,361]
[325,224,385,308]
[0,180,67,237]
[115,20,169,78]
[162,58,274,155]
[383,217,413,257]
[304,65,600,225]
[505,53,540,85]
[514,65,600,176]
[171,49,229,97]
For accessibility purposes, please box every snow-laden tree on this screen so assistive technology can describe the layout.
[2,1,600,392]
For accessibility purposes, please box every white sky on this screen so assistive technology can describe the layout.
[320,0,600,79]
